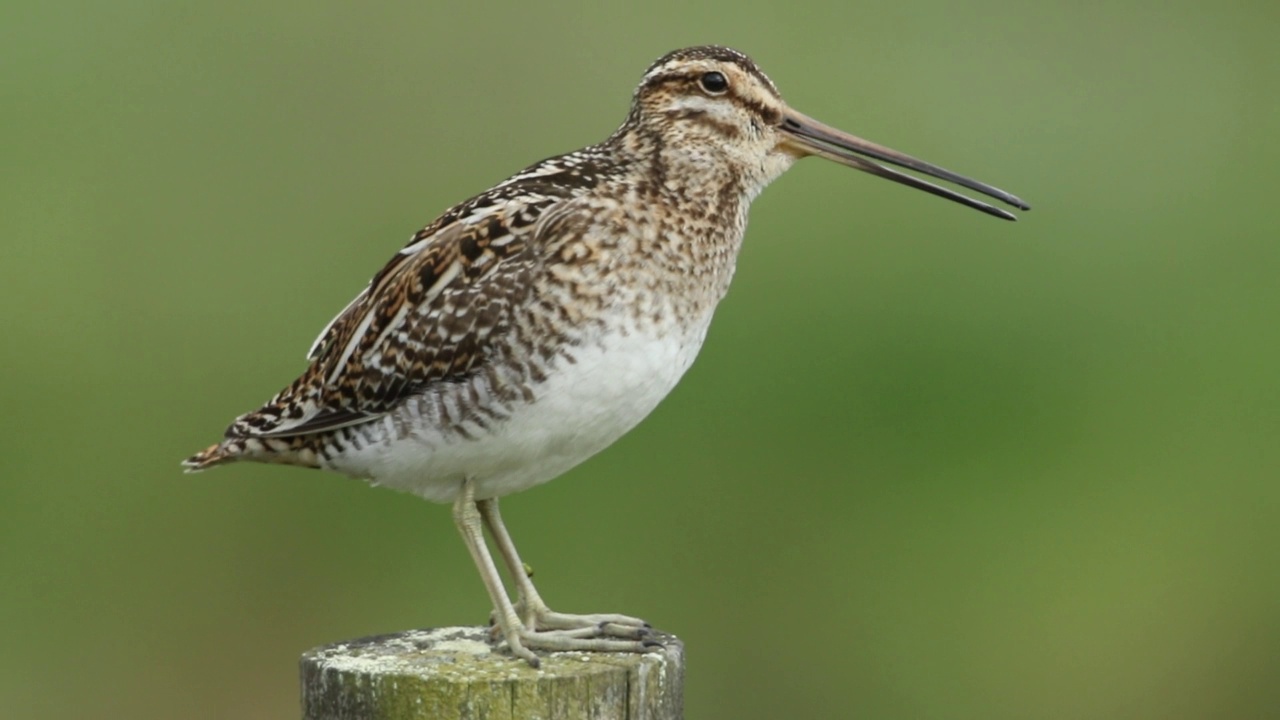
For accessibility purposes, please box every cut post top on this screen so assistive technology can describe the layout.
[300,626,684,720]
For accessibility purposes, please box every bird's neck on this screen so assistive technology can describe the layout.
[591,128,758,316]
[610,126,760,210]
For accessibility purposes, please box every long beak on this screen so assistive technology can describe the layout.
[781,109,1031,221]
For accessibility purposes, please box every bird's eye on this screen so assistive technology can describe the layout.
[698,71,729,95]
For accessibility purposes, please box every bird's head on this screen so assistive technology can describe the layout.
[625,46,1029,219]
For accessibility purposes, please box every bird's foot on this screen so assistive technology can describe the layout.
[531,609,652,639]
[496,600,650,637]
[488,605,657,666]
[498,623,661,666]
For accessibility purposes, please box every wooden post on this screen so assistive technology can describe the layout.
[300,626,684,720]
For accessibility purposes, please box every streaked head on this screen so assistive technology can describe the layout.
[627,45,1029,219]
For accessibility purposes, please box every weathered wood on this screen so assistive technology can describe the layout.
[300,627,684,720]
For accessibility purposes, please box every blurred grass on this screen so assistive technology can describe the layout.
[3,0,1278,718]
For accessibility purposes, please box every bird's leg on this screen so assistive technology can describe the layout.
[477,497,651,640]
[452,478,541,666]
[455,483,655,663]
[475,497,551,627]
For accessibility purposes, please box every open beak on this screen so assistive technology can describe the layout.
[781,109,1031,221]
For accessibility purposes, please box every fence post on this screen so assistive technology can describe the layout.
[300,626,684,719]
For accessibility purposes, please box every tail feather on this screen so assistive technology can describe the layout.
[182,441,242,473]
[182,435,322,473]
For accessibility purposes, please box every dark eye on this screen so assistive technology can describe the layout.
[699,71,729,94]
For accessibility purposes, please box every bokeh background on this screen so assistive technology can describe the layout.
[4,1,1278,718]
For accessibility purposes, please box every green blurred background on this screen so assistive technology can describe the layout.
[4,1,1278,718]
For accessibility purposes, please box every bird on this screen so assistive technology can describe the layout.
[184,45,1029,667]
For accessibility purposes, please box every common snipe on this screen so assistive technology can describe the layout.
[185,45,1029,666]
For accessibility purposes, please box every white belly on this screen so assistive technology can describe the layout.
[325,322,708,503]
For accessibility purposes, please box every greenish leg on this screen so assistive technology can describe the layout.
[477,497,653,641]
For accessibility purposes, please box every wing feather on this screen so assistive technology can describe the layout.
[229,193,563,439]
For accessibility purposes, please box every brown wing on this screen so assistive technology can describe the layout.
[226,192,564,439]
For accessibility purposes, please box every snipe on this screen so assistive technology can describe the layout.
[185,45,1029,666]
